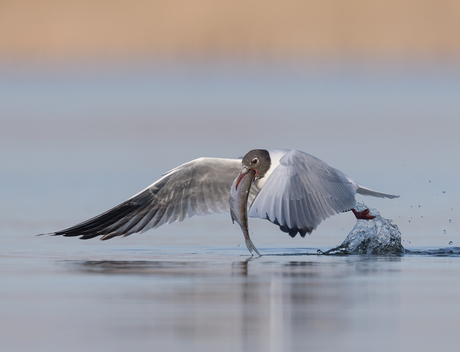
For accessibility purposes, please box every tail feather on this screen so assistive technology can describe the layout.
[356,185,399,199]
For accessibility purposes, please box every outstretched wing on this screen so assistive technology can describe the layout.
[45,157,241,240]
[248,150,357,237]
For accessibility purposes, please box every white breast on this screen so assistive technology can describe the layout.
[253,149,289,190]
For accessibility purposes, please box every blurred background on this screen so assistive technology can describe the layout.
[2,0,460,62]
[1,0,460,247]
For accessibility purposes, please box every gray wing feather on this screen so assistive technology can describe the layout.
[46,157,241,240]
[248,150,357,237]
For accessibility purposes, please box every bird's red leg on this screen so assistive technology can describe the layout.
[351,208,376,220]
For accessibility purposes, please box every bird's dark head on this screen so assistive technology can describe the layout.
[240,149,271,180]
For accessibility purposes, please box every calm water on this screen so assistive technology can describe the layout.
[3,236,460,352]
[1,61,460,351]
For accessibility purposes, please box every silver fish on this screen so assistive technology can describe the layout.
[229,169,260,256]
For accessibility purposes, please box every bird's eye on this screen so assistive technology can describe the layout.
[252,158,259,164]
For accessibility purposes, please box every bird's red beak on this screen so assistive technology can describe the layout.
[235,169,257,190]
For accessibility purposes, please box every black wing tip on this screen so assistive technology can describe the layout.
[40,198,148,241]
[267,214,313,238]
[280,225,312,238]
[37,232,65,237]
[38,230,105,240]
[78,234,101,240]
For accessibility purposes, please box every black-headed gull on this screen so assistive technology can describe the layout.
[43,149,399,255]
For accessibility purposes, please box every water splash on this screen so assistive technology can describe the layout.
[323,202,405,255]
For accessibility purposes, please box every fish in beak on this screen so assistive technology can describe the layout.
[229,168,260,256]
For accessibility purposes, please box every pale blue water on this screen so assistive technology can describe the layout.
[1,61,460,351]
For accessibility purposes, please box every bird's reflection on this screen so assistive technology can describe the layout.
[61,255,404,352]
[63,252,403,277]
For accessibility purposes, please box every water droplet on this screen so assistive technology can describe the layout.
[421,216,424,218]
[442,190,446,194]
[418,205,421,208]
[317,249,323,255]
[429,180,432,183]
[408,220,411,223]
[449,219,452,223]
[443,230,447,235]
[449,241,453,245]
[408,241,411,244]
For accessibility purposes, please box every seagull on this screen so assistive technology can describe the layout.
[42,149,399,254]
